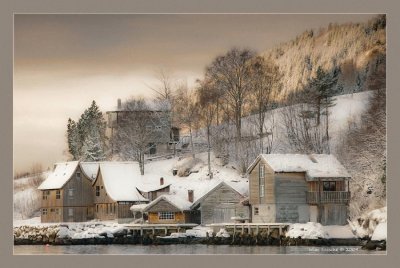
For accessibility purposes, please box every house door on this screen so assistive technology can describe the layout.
[213,208,235,223]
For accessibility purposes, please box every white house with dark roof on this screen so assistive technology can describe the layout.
[247,154,351,225]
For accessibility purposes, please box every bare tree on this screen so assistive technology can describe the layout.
[174,82,199,159]
[112,98,156,175]
[205,48,256,163]
[249,56,282,154]
[197,78,219,178]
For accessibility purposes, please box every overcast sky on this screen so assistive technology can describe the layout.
[14,14,376,172]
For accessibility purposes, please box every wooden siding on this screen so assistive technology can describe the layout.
[199,184,249,224]
[41,207,63,223]
[41,165,94,223]
[319,204,348,225]
[275,173,308,204]
[249,158,275,205]
[148,212,186,224]
[93,172,114,204]
[118,202,136,218]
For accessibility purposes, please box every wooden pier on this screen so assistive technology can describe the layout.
[207,223,290,236]
[124,223,198,236]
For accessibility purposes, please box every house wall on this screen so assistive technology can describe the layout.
[199,184,249,224]
[41,165,94,223]
[93,172,117,220]
[148,212,186,224]
[274,172,309,223]
[319,204,348,225]
[249,158,275,205]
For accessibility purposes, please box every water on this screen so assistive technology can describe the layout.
[14,244,386,255]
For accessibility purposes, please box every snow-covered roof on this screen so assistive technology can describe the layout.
[136,183,171,193]
[130,203,148,212]
[144,194,192,212]
[38,161,79,190]
[80,162,99,181]
[98,162,148,202]
[247,154,350,180]
[190,181,243,209]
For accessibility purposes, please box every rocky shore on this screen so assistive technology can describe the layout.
[14,224,384,250]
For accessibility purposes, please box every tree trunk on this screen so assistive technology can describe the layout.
[189,126,195,159]
[325,105,330,154]
[207,124,213,179]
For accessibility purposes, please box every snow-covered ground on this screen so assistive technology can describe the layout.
[349,206,387,241]
[286,222,356,239]
[286,206,387,241]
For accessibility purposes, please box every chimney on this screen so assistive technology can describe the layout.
[160,177,164,186]
[117,98,122,110]
[188,190,194,203]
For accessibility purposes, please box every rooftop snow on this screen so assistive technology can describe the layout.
[80,162,99,181]
[99,162,148,202]
[144,194,192,212]
[38,161,79,190]
[248,154,350,180]
[136,183,171,193]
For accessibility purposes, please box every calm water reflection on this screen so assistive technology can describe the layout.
[14,244,386,255]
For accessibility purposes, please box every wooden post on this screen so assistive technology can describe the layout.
[164,227,167,235]
[279,226,282,236]
[248,224,251,234]
[241,225,244,234]
[267,226,270,236]
[256,225,259,235]
[152,227,155,235]
[140,227,143,236]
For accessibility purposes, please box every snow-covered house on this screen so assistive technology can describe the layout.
[140,193,200,224]
[92,162,148,223]
[247,154,351,225]
[38,161,95,223]
[136,179,171,202]
[190,181,249,225]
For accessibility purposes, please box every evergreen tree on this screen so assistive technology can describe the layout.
[66,100,107,161]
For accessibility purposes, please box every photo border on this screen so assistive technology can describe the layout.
[2,0,399,267]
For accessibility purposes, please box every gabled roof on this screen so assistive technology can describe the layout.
[98,162,148,202]
[144,194,192,212]
[38,161,80,190]
[190,181,243,210]
[80,162,100,181]
[247,154,351,180]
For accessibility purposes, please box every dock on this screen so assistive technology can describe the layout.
[207,223,290,236]
[124,223,198,236]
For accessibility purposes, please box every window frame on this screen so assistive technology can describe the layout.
[254,207,259,216]
[42,208,48,215]
[259,164,265,199]
[68,208,74,217]
[323,181,336,192]
[158,211,175,220]
[95,186,100,196]
[56,190,61,199]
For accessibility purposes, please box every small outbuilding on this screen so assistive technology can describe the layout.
[143,194,199,224]
[190,181,249,225]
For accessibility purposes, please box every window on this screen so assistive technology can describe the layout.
[68,188,74,199]
[254,207,259,216]
[55,208,60,215]
[96,186,100,196]
[76,172,81,180]
[42,190,50,200]
[259,164,265,199]
[155,125,162,131]
[50,208,55,213]
[96,204,99,213]
[42,208,48,215]
[56,190,61,199]
[158,212,175,220]
[68,208,74,217]
[259,165,265,179]
[323,181,336,191]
